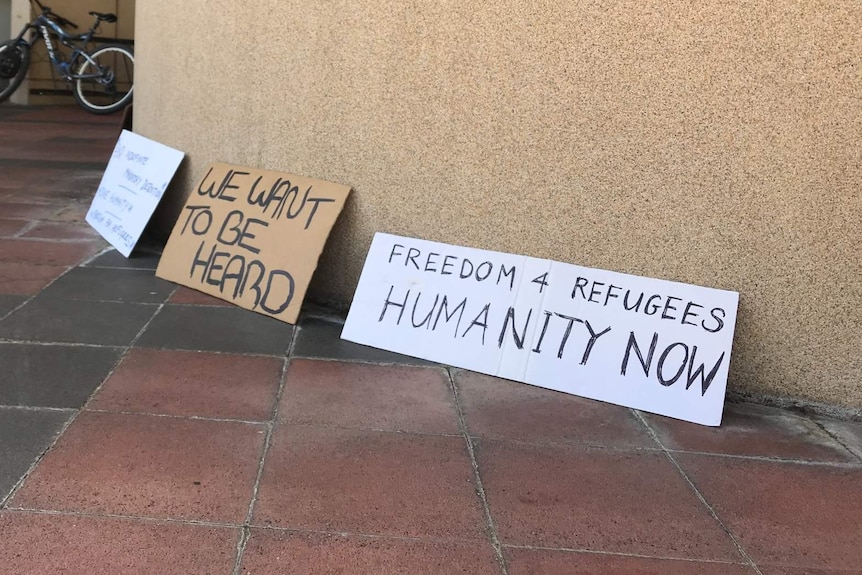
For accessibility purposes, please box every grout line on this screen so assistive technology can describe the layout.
[229,421,270,575]
[231,328,297,575]
[0,361,453,435]
[0,414,67,508]
[125,345,288,360]
[80,244,164,270]
[458,433,862,469]
[0,115,114,126]
[4,236,103,244]
[79,410,462,439]
[79,246,116,266]
[231,529,252,574]
[0,332,431,364]
[0,405,76,413]
[0,298,167,510]
[810,419,862,464]
[0,296,162,332]
[290,354,440,369]
[2,295,166,306]
[0,254,89,323]
[10,219,40,238]
[297,313,346,325]
[446,367,509,575]
[80,301,173,408]
[633,411,764,575]
[278,421,464,439]
[250,523,505,547]
[154,301,230,308]
[82,408,269,426]
[665,448,862,468]
[4,506,238,529]
[286,321,300,360]
[4,505,515,548]
[0,159,107,170]
[501,542,754,565]
[0,339,126,349]
[85,264,160,271]
[473,434,666,454]
[0,243,130,329]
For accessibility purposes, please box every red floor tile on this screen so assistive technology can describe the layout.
[0,218,28,237]
[47,204,90,223]
[241,529,500,574]
[758,568,862,575]
[20,222,100,240]
[504,548,755,574]
[643,403,855,462]
[0,170,100,204]
[253,425,486,540]
[456,371,656,448]
[0,167,50,186]
[11,106,123,125]
[676,454,862,571]
[0,122,72,139]
[279,360,459,434]
[0,511,238,575]
[5,190,91,206]
[0,262,66,294]
[169,286,233,306]
[91,349,283,421]
[2,144,112,164]
[0,239,102,266]
[475,440,742,561]
[0,202,60,220]
[12,411,266,523]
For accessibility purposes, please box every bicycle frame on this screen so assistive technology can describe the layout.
[1,0,133,114]
[11,12,102,82]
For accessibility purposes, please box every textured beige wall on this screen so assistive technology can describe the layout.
[135,1,861,408]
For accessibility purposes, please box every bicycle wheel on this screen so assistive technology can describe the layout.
[0,40,31,102]
[73,45,134,114]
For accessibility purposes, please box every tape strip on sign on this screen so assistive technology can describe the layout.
[342,233,739,426]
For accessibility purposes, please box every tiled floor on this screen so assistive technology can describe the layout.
[1,105,861,574]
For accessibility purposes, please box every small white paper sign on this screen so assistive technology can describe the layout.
[342,233,739,426]
[86,130,184,257]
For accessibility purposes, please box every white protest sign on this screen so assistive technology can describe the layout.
[342,233,739,426]
[86,130,184,257]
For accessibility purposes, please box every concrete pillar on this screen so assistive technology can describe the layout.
[8,0,29,105]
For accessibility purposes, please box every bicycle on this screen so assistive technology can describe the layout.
[0,0,134,114]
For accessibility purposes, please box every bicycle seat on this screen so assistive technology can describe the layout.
[88,12,118,23]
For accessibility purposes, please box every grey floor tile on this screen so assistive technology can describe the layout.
[0,295,26,317]
[0,296,158,346]
[293,317,435,366]
[0,344,122,408]
[135,305,294,355]
[0,407,71,500]
[41,267,174,304]
[816,417,862,462]
[85,249,161,270]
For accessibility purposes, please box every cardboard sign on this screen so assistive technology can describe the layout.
[156,162,351,324]
[342,233,739,426]
[86,130,184,256]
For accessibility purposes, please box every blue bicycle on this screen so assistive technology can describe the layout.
[0,0,134,114]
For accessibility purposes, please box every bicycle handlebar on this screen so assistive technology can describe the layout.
[30,0,79,30]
